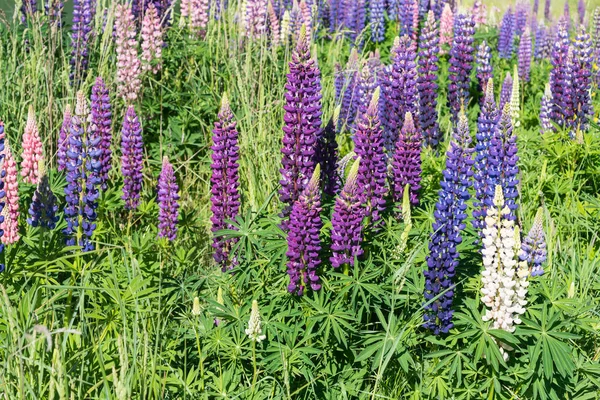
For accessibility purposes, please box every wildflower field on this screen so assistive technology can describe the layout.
[1,0,600,399]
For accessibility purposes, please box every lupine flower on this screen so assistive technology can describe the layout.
[418,11,440,147]
[550,21,572,129]
[330,158,363,268]
[316,117,340,196]
[480,185,529,338]
[514,2,528,37]
[46,0,63,27]
[476,41,493,92]
[280,9,291,44]
[520,207,547,276]
[0,123,6,272]
[286,165,322,295]
[498,7,515,59]
[423,110,474,334]
[180,0,192,27]
[21,106,43,185]
[90,77,112,190]
[384,35,418,153]
[120,106,144,210]
[245,0,268,38]
[540,83,554,133]
[245,300,266,342]
[336,49,360,130]
[571,28,593,134]
[190,0,210,36]
[439,4,454,52]
[400,0,418,43]
[158,156,180,241]
[211,94,240,268]
[354,88,388,226]
[534,23,547,60]
[563,0,571,30]
[472,1,486,26]
[355,63,379,122]
[370,0,385,43]
[510,64,521,127]
[392,112,421,207]
[279,26,322,226]
[1,141,19,245]
[115,4,142,103]
[299,1,313,42]
[27,163,59,230]
[518,29,532,82]
[499,72,512,111]
[70,0,94,85]
[141,3,163,73]
[593,8,600,77]
[267,0,280,47]
[57,105,72,172]
[578,0,585,24]
[473,79,499,236]
[21,0,37,23]
[447,13,475,123]
[544,0,551,21]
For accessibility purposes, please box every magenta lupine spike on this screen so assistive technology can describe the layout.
[157,156,180,241]
[279,26,322,227]
[550,20,572,128]
[540,83,554,133]
[211,94,241,270]
[447,13,475,123]
[115,4,142,103]
[21,106,43,185]
[120,106,144,210]
[418,11,440,147]
[90,77,112,190]
[354,88,388,226]
[57,105,72,172]
[476,41,493,92]
[1,142,19,245]
[330,158,363,268]
[245,0,268,38]
[518,29,532,82]
[392,112,422,206]
[141,3,163,73]
[286,165,322,295]
[499,72,513,111]
[439,4,454,52]
[571,28,593,134]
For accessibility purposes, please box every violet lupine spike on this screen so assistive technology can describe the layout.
[245,0,268,38]
[514,2,528,37]
[518,29,532,83]
[337,50,360,130]
[21,0,37,24]
[355,62,380,124]
[498,7,515,59]
[534,23,547,60]
[370,0,385,43]
[578,0,585,24]
[1,142,19,245]
[423,110,474,335]
[384,35,418,154]
[120,106,144,210]
[0,123,6,272]
[70,0,94,86]
[158,156,180,241]
[57,105,72,172]
[90,77,112,191]
[329,0,341,31]
[447,13,475,123]
[499,72,513,112]
[279,26,322,227]
[353,88,388,226]
[544,0,551,21]
[211,94,241,269]
[28,169,59,230]
[350,0,366,46]
[316,117,340,197]
[330,158,363,268]
[21,106,43,185]
[533,0,539,16]
[115,4,142,103]
[476,41,493,92]
[563,1,571,30]
[540,83,554,134]
[520,208,547,277]
[46,0,64,26]
[286,165,322,295]
[571,28,593,134]
[392,112,422,206]
[400,0,418,43]
[550,21,572,129]
[418,11,440,147]
[141,3,164,73]
[472,79,499,235]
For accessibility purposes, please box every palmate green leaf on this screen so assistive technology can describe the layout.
[304,291,356,347]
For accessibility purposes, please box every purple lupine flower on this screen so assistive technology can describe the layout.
[337,50,360,130]
[514,2,528,37]
[27,174,59,229]
[534,23,548,60]
[388,0,400,20]
[330,158,363,268]
[400,0,419,43]
[70,0,94,86]
[158,156,180,241]
[498,7,515,59]
[392,112,422,206]
[533,0,539,16]
[417,11,440,147]
[423,110,474,335]
[447,13,475,123]
[316,117,340,196]
[21,0,37,24]
[120,106,144,210]
[499,72,513,111]
[0,123,6,272]
[354,88,388,226]
[57,105,72,172]
[280,26,322,226]
[571,28,593,134]
[578,0,585,24]
[518,29,532,82]
[210,94,241,268]
[46,0,64,26]
[540,83,554,133]
[476,41,493,92]
[563,0,571,30]
[384,35,418,153]
[593,8,600,84]
[472,79,499,235]
[418,0,430,19]
[550,21,573,129]
[245,0,268,38]
[90,77,112,190]
[286,166,322,295]
[544,0,551,21]
[370,0,385,43]
[520,208,546,277]
[487,103,519,220]
[351,0,367,46]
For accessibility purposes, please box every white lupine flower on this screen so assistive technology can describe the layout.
[245,300,266,342]
[510,64,520,127]
[280,10,291,44]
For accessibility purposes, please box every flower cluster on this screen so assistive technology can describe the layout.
[499,72,512,111]
[514,2,528,37]
[498,7,515,59]
[418,11,440,147]
[1,141,19,245]
[121,106,144,210]
[21,0,37,24]
[157,156,180,241]
[315,117,340,196]
[392,112,422,207]
[439,4,454,52]
[0,123,6,272]
[245,0,268,38]
[21,106,43,185]
[245,300,267,342]
[28,165,59,230]
[520,208,547,277]
[447,13,475,123]
[571,28,593,134]
[115,4,142,103]
[70,0,94,85]
[540,83,554,133]
[550,21,572,129]
[518,29,532,82]
[370,0,385,43]
[510,65,520,127]
[335,49,359,130]
[534,23,548,60]
[141,3,164,73]
[57,105,72,172]
[476,41,493,92]
[90,77,112,191]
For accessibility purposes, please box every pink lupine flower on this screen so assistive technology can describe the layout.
[180,0,192,27]
[267,0,280,47]
[245,0,268,38]
[2,141,20,245]
[141,3,163,73]
[115,4,142,102]
[21,106,43,185]
[191,0,209,36]
[439,4,454,53]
